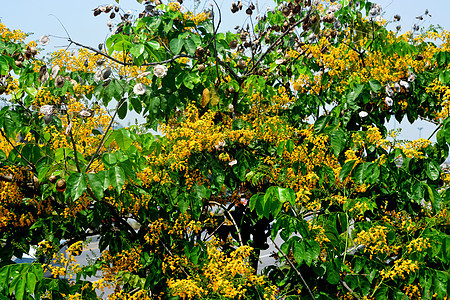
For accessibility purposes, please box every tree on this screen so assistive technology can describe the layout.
[0,0,449,299]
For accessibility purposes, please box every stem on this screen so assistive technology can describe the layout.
[270,237,314,299]
[209,201,244,247]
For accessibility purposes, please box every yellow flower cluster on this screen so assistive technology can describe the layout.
[380,258,419,280]
[354,225,399,259]
[167,239,274,299]
[0,22,26,42]
[43,242,85,280]
[405,237,431,254]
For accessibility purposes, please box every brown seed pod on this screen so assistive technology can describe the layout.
[24,49,32,59]
[110,12,116,19]
[229,40,238,49]
[293,4,301,14]
[246,8,252,15]
[56,179,66,192]
[195,46,205,57]
[310,15,317,23]
[237,60,246,70]
[115,6,119,12]
[93,8,101,16]
[49,175,57,183]
[272,24,280,32]
[33,176,40,190]
[228,86,236,93]
[197,64,206,72]
[282,7,290,17]
[415,54,424,61]
[323,13,335,23]
[55,75,65,88]
[15,61,23,68]
[30,47,37,56]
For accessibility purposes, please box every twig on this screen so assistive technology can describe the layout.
[340,279,361,300]
[159,239,189,277]
[209,201,244,247]
[270,237,314,299]
[0,129,36,172]
[68,39,191,66]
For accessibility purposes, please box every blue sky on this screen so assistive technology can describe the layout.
[1,0,450,139]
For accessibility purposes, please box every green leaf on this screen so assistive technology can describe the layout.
[87,173,105,200]
[339,160,357,182]
[66,173,88,201]
[352,162,378,184]
[347,84,364,104]
[293,241,305,265]
[109,166,126,194]
[326,261,340,284]
[330,130,346,156]
[368,79,382,92]
[426,160,440,181]
[14,276,25,300]
[184,37,196,56]
[169,38,183,55]
[118,100,128,120]
[25,272,36,295]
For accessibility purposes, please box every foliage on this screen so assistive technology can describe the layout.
[0,0,449,299]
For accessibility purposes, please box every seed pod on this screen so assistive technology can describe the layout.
[93,8,101,16]
[415,54,424,61]
[55,75,65,88]
[197,64,206,72]
[30,47,37,56]
[272,24,280,32]
[229,40,238,49]
[15,60,23,68]
[44,114,53,124]
[102,67,112,80]
[49,175,57,184]
[56,179,66,192]
[228,86,236,93]
[195,46,205,57]
[293,4,301,14]
[246,8,252,15]
[115,6,119,12]
[282,7,290,17]
[110,12,116,19]
[33,176,39,190]
[24,49,32,59]
[237,60,246,70]
[240,31,247,40]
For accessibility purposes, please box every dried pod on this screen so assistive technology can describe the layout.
[282,7,290,17]
[55,75,65,88]
[229,40,238,49]
[24,49,32,59]
[228,86,236,93]
[96,59,105,67]
[195,46,205,57]
[33,176,40,190]
[289,17,296,24]
[56,179,66,192]
[415,54,424,61]
[49,175,57,184]
[29,47,37,56]
[246,8,252,15]
[237,60,246,70]
[43,114,53,124]
[115,6,119,12]
[231,2,239,13]
[394,14,401,21]
[197,64,206,72]
[93,8,101,16]
[272,24,280,32]
[323,13,335,23]
[102,67,112,80]
[243,41,252,48]
[99,6,106,12]
[293,4,301,14]
[110,12,116,19]
[240,31,248,40]
[15,60,23,68]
